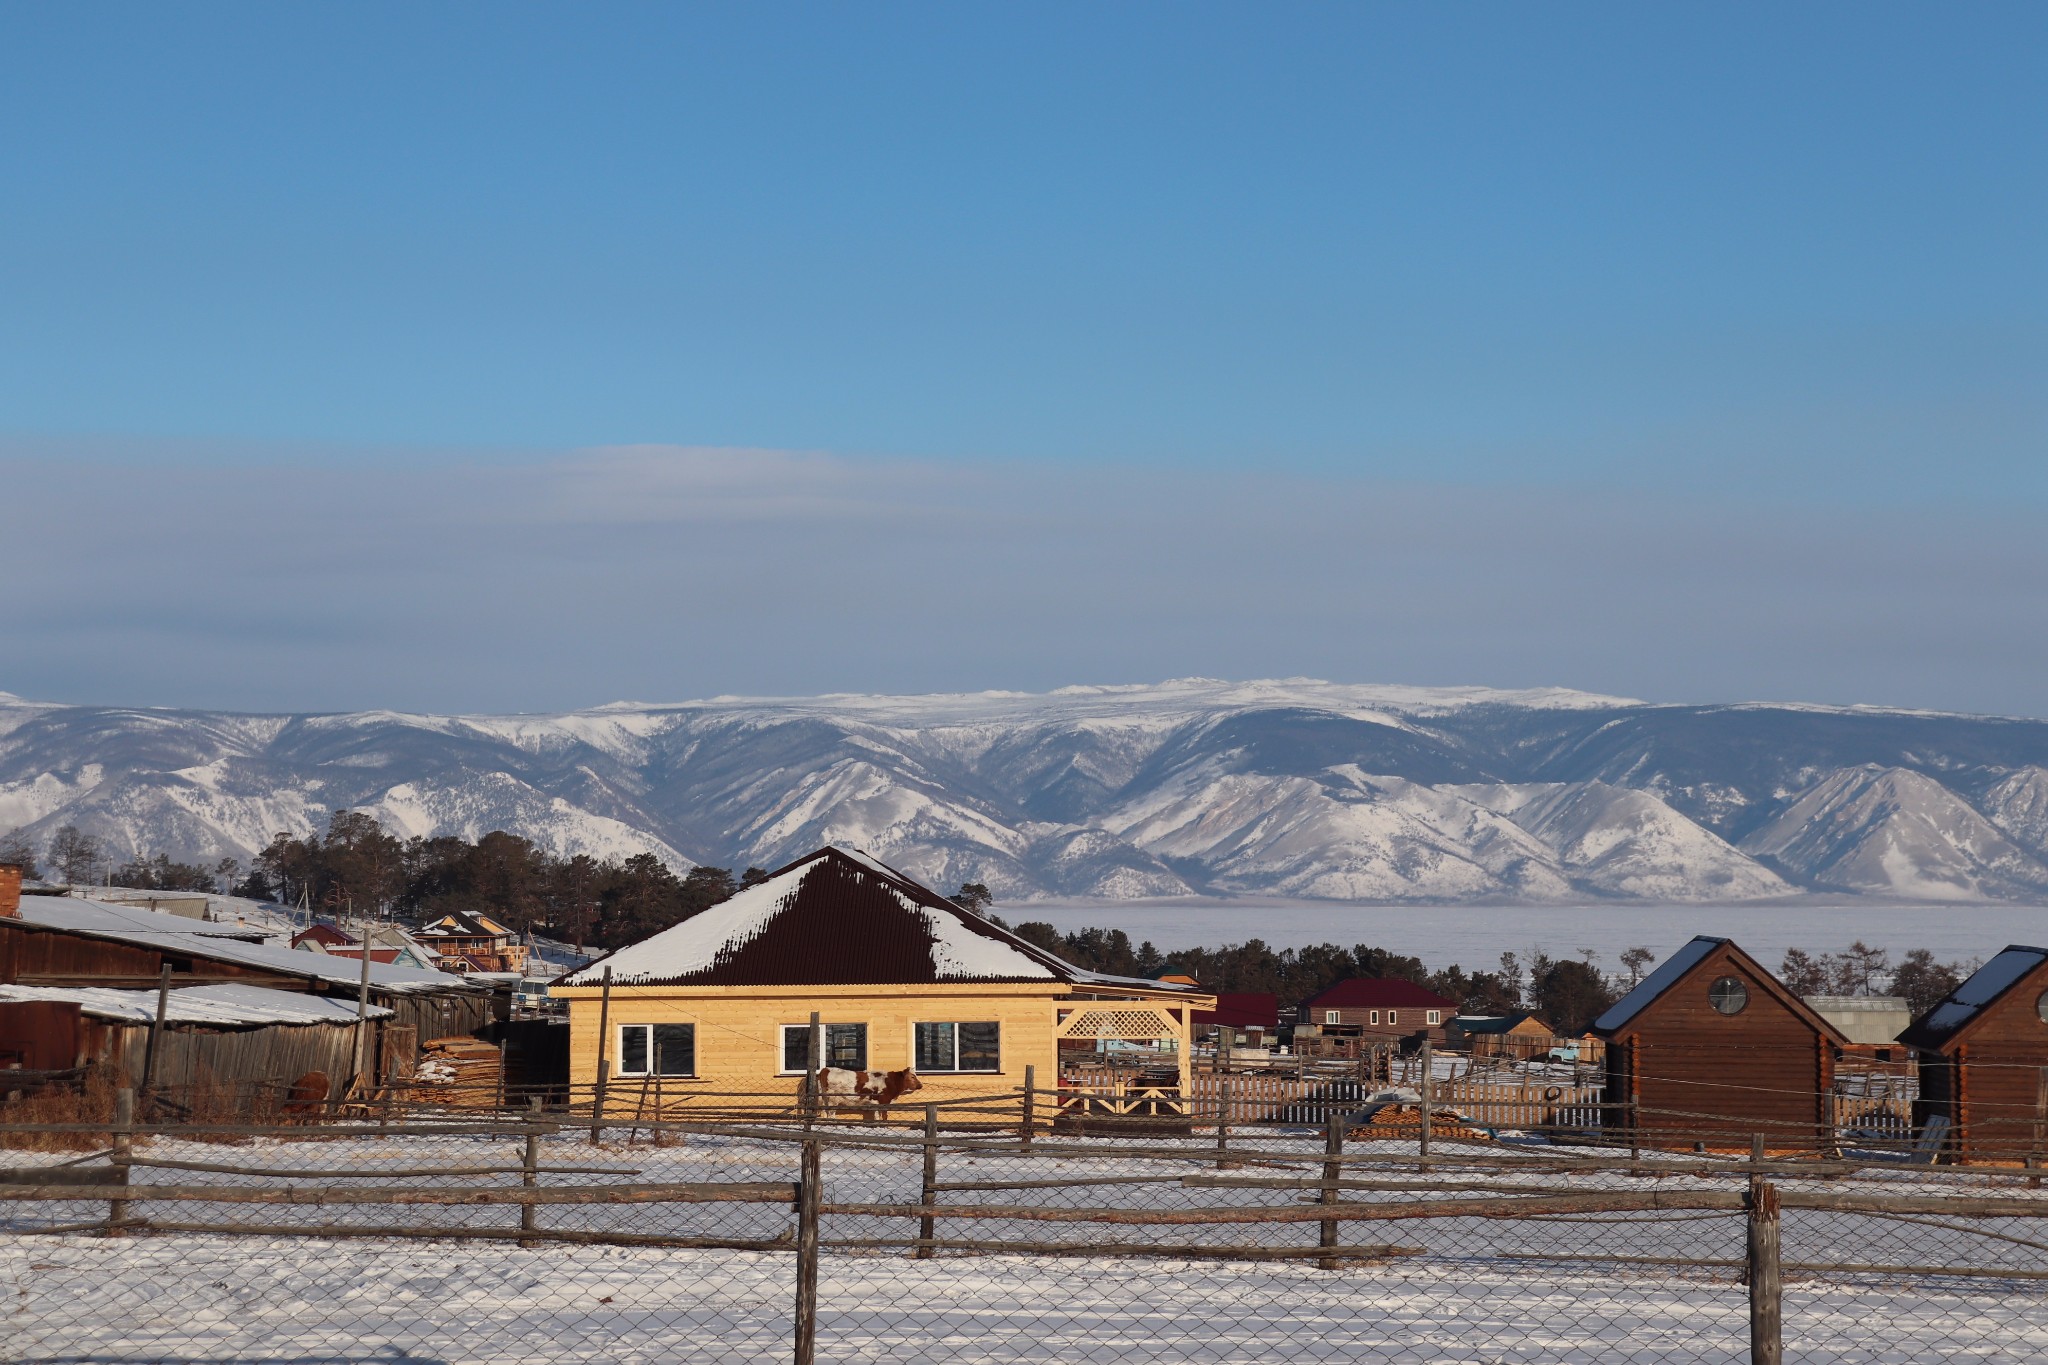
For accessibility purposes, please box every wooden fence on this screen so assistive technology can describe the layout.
[1189,1072,1606,1131]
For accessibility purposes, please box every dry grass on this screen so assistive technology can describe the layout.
[0,1063,126,1151]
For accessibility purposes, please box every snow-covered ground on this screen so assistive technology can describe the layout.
[4,1127,2046,1362]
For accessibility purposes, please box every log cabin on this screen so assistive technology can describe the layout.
[1592,936,1847,1151]
[1898,945,2048,1164]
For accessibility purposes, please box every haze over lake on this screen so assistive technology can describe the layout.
[1013,898,2048,976]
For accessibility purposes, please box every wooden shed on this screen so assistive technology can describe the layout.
[1898,945,2048,1164]
[1592,936,1847,1151]
[0,982,394,1101]
[0,895,492,1047]
[553,847,1209,1121]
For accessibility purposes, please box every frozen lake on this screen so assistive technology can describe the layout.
[1007,897,2048,974]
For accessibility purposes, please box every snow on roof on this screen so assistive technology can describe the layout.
[1592,936,1727,1035]
[0,982,393,1026]
[1902,946,2048,1048]
[8,898,480,995]
[557,847,1200,991]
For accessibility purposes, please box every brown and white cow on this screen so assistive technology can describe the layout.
[814,1066,923,1121]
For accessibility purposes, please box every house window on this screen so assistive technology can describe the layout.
[782,1023,868,1073]
[1387,1010,1399,1026]
[1324,1010,1341,1025]
[1368,1010,1380,1025]
[1708,977,1750,1016]
[1426,1010,1441,1026]
[915,1022,1001,1073]
[2037,989,2048,1025]
[617,1023,695,1077]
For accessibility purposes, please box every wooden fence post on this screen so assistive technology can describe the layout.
[139,964,172,1104]
[793,1136,822,1365]
[1418,1038,1433,1165]
[1746,1177,1783,1365]
[1214,1074,1232,1170]
[589,966,612,1145]
[520,1096,542,1247]
[1318,1111,1344,1269]
[1021,1064,1035,1147]
[917,1104,939,1260]
[107,1087,134,1237]
[351,931,374,1098]
[2029,1068,2046,1189]
[802,1012,822,1129]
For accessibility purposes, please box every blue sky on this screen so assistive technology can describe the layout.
[3,5,2046,714]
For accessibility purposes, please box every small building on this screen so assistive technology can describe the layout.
[1300,979,1456,1048]
[0,982,392,1102]
[1194,992,1280,1048]
[292,923,443,972]
[0,885,491,1052]
[1453,1012,1560,1060]
[1898,946,2048,1164]
[551,847,1209,1116]
[415,912,528,975]
[1592,936,1847,1151]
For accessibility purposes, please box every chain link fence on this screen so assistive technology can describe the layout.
[5,1096,2048,1363]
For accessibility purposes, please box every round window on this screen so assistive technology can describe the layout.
[2037,989,2048,1025]
[1708,976,1749,1015]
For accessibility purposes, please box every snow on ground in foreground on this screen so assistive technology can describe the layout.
[9,1235,2038,1364]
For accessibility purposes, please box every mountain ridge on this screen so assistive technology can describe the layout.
[6,679,2048,905]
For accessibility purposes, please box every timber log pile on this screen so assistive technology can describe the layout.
[409,1035,503,1108]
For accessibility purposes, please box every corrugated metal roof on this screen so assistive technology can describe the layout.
[8,898,481,996]
[1590,935,1727,1035]
[0,982,393,1026]
[1899,946,2048,1051]
[557,847,1201,991]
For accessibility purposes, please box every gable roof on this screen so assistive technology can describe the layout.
[555,847,1200,992]
[1304,978,1456,1012]
[1898,946,2048,1052]
[3,897,480,996]
[418,911,514,939]
[1591,935,1846,1042]
[1453,1012,1553,1036]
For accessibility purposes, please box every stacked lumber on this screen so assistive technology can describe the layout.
[409,1035,503,1108]
[1347,1103,1493,1143]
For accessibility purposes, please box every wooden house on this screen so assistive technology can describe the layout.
[1592,936,1847,1150]
[1898,945,2048,1164]
[415,912,528,975]
[551,847,1210,1117]
[1300,979,1456,1049]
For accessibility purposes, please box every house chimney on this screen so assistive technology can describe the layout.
[0,863,22,918]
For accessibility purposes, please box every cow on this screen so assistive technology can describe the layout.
[813,1066,923,1121]
[280,1071,331,1122]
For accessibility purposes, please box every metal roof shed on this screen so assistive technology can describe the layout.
[1897,946,2048,1164]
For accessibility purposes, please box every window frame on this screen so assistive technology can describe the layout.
[1426,1010,1441,1026]
[1708,976,1750,1016]
[1387,1010,1399,1026]
[1367,1010,1380,1025]
[614,1022,697,1079]
[780,1022,869,1074]
[913,1021,1003,1074]
[1324,1010,1341,1026]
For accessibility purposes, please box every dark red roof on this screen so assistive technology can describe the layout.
[292,924,355,949]
[1303,978,1456,1012]
[1194,992,1278,1029]
[558,847,1189,992]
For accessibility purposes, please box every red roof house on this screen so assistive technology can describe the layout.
[1302,979,1456,1044]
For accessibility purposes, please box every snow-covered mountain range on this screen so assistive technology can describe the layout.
[7,679,2048,904]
